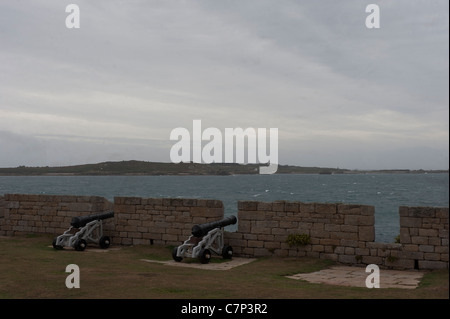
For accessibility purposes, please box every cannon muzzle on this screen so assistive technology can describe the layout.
[191,215,237,237]
[71,211,114,228]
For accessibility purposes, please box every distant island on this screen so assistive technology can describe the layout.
[0,160,447,176]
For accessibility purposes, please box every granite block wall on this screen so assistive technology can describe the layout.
[0,194,113,236]
[113,197,223,246]
[0,194,447,270]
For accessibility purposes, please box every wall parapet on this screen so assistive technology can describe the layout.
[0,195,5,234]
[226,201,448,270]
[0,194,447,270]
[0,194,113,236]
[113,196,223,246]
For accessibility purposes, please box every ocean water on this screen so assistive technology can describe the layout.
[0,173,448,243]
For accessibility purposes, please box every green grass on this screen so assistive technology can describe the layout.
[0,234,448,299]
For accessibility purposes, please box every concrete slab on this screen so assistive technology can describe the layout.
[287,266,425,289]
[141,257,256,270]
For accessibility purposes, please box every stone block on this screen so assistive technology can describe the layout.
[340,239,359,248]
[435,245,449,254]
[411,236,428,245]
[237,220,251,233]
[408,207,435,218]
[344,247,354,254]
[399,251,424,260]
[419,245,434,253]
[243,233,258,240]
[206,200,223,208]
[360,205,375,216]
[330,231,358,240]
[319,238,340,246]
[399,228,411,244]
[162,233,178,242]
[251,226,271,235]
[314,203,336,214]
[337,204,362,215]
[399,206,409,217]
[299,203,315,214]
[423,253,441,261]
[324,224,341,232]
[345,215,374,226]
[419,228,438,237]
[400,216,422,228]
[310,229,330,239]
[238,201,257,211]
[340,224,358,233]
[312,245,324,252]
[362,255,383,265]
[338,254,357,264]
[253,248,272,256]
[239,210,267,221]
[279,220,295,229]
[284,202,299,212]
[419,260,448,269]
[436,208,449,218]
[358,226,375,241]
[403,244,419,252]
[264,241,280,250]
[355,247,370,256]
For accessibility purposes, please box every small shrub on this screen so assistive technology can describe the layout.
[286,233,311,247]
[394,234,400,243]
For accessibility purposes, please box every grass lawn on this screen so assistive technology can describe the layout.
[0,234,448,299]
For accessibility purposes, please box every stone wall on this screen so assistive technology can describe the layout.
[226,201,375,259]
[0,194,113,236]
[0,193,447,270]
[225,200,448,270]
[0,195,5,234]
[398,206,449,269]
[113,197,223,246]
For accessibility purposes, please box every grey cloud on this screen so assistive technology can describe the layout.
[0,0,448,169]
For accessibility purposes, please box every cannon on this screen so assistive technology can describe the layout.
[172,215,237,264]
[52,211,114,251]
[70,211,114,228]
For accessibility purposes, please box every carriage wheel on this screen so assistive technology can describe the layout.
[222,245,233,259]
[74,239,87,251]
[52,237,63,250]
[99,236,111,249]
[172,246,183,262]
[199,248,211,264]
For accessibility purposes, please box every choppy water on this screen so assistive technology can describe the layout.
[0,173,448,243]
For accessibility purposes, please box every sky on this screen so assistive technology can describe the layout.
[0,0,448,170]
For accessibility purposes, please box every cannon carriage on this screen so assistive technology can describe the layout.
[52,211,114,251]
[172,215,237,264]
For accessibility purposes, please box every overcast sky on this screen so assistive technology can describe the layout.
[0,0,448,170]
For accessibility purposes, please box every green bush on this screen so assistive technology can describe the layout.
[286,233,311,247]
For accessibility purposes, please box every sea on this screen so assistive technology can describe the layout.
[0,173,448,243]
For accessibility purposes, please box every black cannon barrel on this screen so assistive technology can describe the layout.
[71,211,114,228]
[191,215,237,237]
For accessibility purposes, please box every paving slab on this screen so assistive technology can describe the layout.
[141,257,256,270]
[287,266,425,289]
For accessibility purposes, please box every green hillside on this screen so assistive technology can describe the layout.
[0,160,349,176]
[0,160,446,176]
